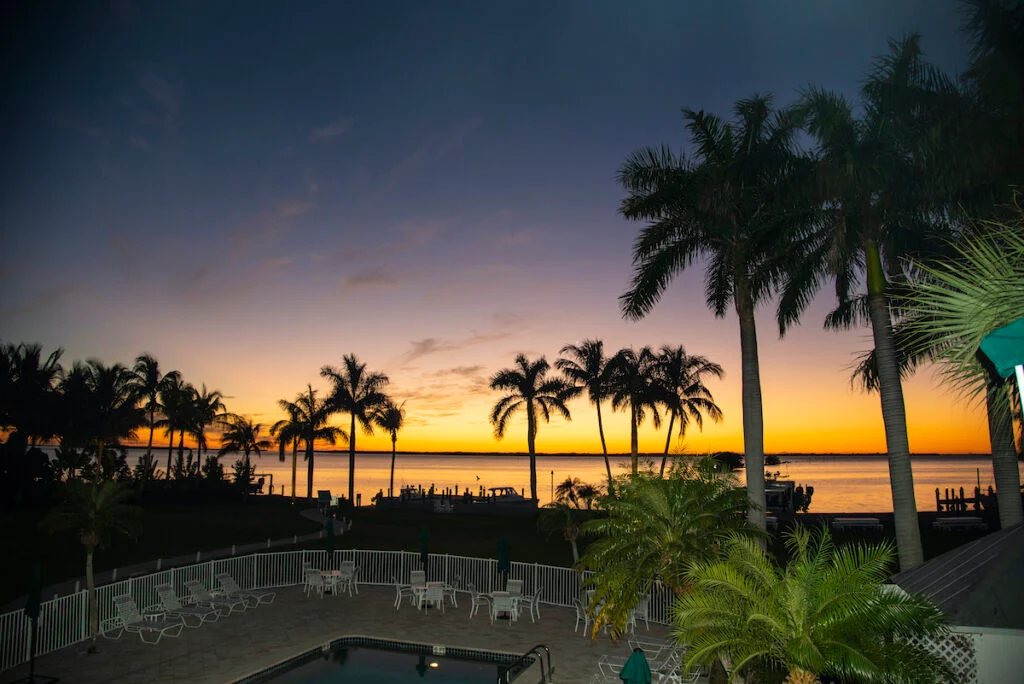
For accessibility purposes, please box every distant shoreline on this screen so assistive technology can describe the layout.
[228,450,996,459]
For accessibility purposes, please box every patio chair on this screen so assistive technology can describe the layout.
[443,575,459,607]
[506,578,523,596]
[102,594,184,644]
[490,594,517,625]
[337,561,359,596]
[153,582,220,628]
[215,572,276,607]
[410,570,426,587]
[521,587,543,622]
[629,595,651,632]
[467,583,490,619]
[392,576,415,609]
[573,599,590,634]
[419,582,446,612]
[304,569,326,599]
[185,580,248,614]
[598,648,680,678]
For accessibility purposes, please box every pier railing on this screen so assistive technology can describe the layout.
[0,549,981,681]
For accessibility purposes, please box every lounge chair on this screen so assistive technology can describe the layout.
[215,572,276,607]
[599,648,682,678]
[185,579,248,614]
[102,594,184,644]
[467,583,490,619]
[153,583,220,628]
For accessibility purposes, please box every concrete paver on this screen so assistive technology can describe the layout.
[2,585,681,683]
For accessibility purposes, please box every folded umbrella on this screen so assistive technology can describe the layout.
[619,648,651,684]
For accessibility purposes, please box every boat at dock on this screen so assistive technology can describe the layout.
[373,485,538,516]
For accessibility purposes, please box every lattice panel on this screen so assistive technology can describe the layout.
[906,630,978,683]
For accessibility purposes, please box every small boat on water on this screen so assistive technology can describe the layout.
[373,485,538,516]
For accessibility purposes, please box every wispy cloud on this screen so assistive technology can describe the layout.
[1,282,85,320]
[429,365,485,378]
[128,133,152,152]
[402,338,461,364]
[370,117,484,201]
[398,316,518,365]
[309,115,352,142]
[137,67,182,129]
[437,117,483,158]
[340,266,401,292]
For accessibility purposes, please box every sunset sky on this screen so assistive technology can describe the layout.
[0,1,991,455]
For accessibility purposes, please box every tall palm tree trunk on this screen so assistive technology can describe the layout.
[166,428,174,476]
[986,385,1023,528]
[630,403,639,475]
[348,412,357,504]
[527,400,538,500]
[305,436,315,500]
[866,241,923,569]
[660,412,677,477]
[389,435,397,497]
[290,447,297,502]
[84,542,98,647]
[143,407,155,489]
[736,283,766,532]
[596,403,612,487]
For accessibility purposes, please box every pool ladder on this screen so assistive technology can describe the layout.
[509,644,552,683]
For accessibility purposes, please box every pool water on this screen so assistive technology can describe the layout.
[252,642,518,683]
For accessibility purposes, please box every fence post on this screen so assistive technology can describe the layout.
[231,545,236,556]
[74,580,80,593]
[196,551,201,563]
[111,568,118,582]
[293,535,298,545]
[267,538,271,549]
[156,558,162,571]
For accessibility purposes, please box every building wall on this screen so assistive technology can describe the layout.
[959,626,1024,684]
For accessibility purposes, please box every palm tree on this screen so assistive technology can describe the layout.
[40,480,141,650]
[159,375,192,477]
[321,355,389,504]
[273,385,345,501]
[189,384,225,460]
[618,94,813,531]
[794,38,965,568]
[270,403,302,499]
[605,347,665,475]
[654,345,724,476]
[82,360,145,472]
[575,482,600,510]
[0,342,63,448]
[674,527,951,683]
[579,457,755,636]
[902,217,1024,528]
[217,414,272,469]
[554,476,582,506]
[556,340,613,487]
[537,501,584,563]
[372,400,406,497]
[131,355,179,488]
[489,354,572,500]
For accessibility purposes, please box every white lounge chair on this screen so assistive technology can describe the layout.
[153,583,220,628]
[102,594,184,644]
[419,582,446,612]
[467,583,490,619]
[185,579,247,614]
[215,572,276,607]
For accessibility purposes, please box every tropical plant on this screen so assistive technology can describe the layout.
[272,385,345,500]
[322,354,389,504]
[372,399,406,497]
[575,482,600,510]
[794,37,967,568]
[654,345,724,476]
[901,215,1024,527]
[489,354,572,500]
[554,476,582,506]
[556,340,614,487]
[40,479,141,649]
[618,94,814,530]
[674,526,951,683]
[158,374,193,477]
[537,501,584,563]
[0,342,63,448]
[79,360,145,472]
[187,384,225,460]
[579,457,755,635]
[217,414,271,470]
[605,347,665,475]
[131,354,179,489]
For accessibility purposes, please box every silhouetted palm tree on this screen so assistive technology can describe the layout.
[618,94,813,530]
[556,340,613,487]
[606,347,665,475]
[322,355,389,504]
[794,38,963,568]
[654,345,724,476]
[132,354,179,487]
[159,374,193,477]
[82,360,145,471]
[273,385,345,501]
[372,400,406,497]
[189,384,225,460]
[489,354,572,500]
[555,476,582,506]
[217,414,271,470]
[0,342,63,448]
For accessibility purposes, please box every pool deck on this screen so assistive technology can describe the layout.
[2,585,690,683]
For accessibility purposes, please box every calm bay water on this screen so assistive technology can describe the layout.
[140,450,999,513]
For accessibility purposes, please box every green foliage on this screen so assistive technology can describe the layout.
[674,526,952,683]
[579,457,755,635]
[40,479,141,550]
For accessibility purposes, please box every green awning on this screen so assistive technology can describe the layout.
[979,318,1024,379]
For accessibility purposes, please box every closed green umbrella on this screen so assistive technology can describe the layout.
[980,318,1024,408]
[497,535,511,584]
[619,648,651,684]
[419,528,430,576]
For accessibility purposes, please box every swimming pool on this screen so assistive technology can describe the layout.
[236,637,530,683]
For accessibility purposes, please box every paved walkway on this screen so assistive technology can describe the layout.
[2,585,686,683]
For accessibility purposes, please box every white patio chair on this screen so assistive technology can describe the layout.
[573,598,590,634]
[185,580,248,614]
[215,572,276,607]
[490,594,517,625]
[410,570,426,587]
[102,594,184,644]
[629,595,651,632]
[419,582,446,612]
[521,587,543,622]
[443,575,460,607]
[467,583,490,619]
[304,569,325,599]
[506,578,523,597]
[392,576,414,609]
[153,583,220,628]
[337,561,358,596]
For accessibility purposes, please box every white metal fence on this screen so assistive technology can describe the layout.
[0,549,982,681]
